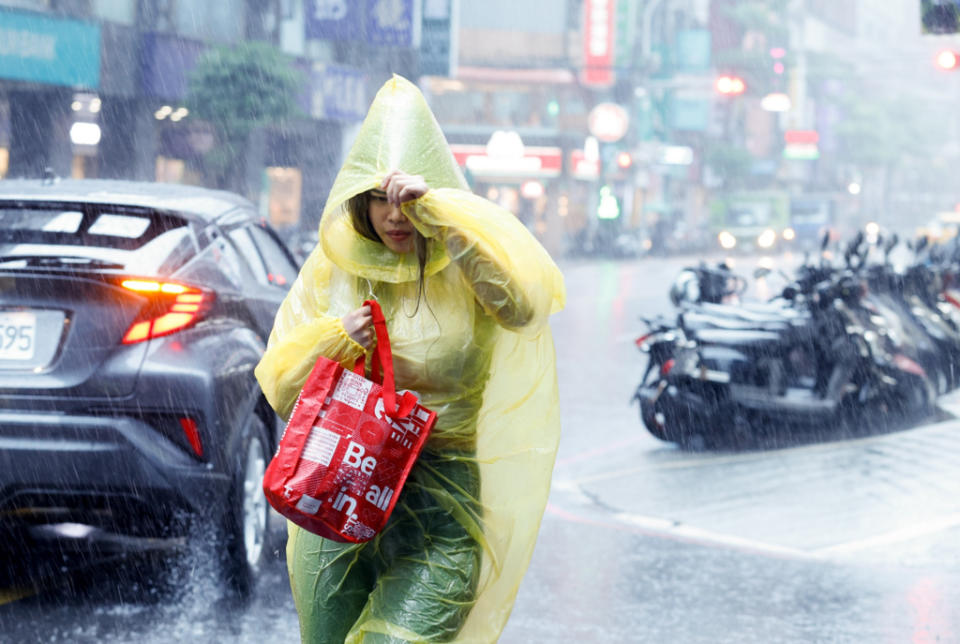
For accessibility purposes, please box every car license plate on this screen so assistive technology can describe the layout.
[0,311,37,361]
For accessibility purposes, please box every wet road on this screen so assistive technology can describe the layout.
[3,253,960,643]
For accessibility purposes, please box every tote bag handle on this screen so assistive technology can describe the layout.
[352,299,410,420]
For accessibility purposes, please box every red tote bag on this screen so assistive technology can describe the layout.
[262,300,436,543]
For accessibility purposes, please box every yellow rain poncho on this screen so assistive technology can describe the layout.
[255,75,565,643]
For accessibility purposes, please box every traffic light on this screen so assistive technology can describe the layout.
[769,47,786,75]
[715,75,746,95]
[936,49,960,69]
[597,185,621,219]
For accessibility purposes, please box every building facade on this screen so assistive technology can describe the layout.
[0,0,423,244]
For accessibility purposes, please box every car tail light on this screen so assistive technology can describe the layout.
[120,279,213,344]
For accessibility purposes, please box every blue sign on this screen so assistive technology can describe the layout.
[675,29,711,72]
[311,65,367,122]
[140,33,205,100]
[305,0,418,47]
[367,0,418,47]
[669,94,710,132]
[305,0,362,41]
[0,9,100,88]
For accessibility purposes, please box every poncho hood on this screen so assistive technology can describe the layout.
[320,75,469,284]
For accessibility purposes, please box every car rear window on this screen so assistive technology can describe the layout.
[0,203,198,276]
[0,204,189,248]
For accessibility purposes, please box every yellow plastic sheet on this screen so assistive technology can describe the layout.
[255,75,565,643]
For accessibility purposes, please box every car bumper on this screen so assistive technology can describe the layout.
[0,410,229,537]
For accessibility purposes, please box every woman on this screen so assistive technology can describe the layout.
[255,75,565,643]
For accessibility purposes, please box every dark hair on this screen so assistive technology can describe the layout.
[346,190,428,311]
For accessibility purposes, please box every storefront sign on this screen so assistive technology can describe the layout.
[0,8,100,88]
[570,149,600,181]
[305,0,360,41]
[668,93,710,132]
[311,64,367,122]
[658,145,694,166]
[783,144,819,160]
[449,144,562,179]
[675,29,711,72]
[783,130,820,160]
[582,0,614,87]
[784,129,819,145]
[140,34,205,99]
[306,0,419,47]
[367,0,419,47]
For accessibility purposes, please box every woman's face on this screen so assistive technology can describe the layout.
[368,189,416,254]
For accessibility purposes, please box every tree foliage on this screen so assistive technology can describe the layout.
[704,143,755,189]
[186,41,303,191]
[715,0,791,97]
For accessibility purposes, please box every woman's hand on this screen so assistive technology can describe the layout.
[382,170,429,206]
[382,170,440,237]
[341,305,374,349]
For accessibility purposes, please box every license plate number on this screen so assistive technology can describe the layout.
[0,312,37,360]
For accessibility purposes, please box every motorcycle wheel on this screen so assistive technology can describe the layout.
[640,395,673,443]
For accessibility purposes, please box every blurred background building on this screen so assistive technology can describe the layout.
[0,0,957,256]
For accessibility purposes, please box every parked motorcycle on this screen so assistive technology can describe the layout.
[633,233,936,449]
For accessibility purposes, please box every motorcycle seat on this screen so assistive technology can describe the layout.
[682,310,790,334]
[691,328,783,346]
[697,301,798,321]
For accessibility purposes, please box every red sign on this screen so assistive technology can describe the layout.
[449,144,562,179]
[784,130,820,145]
[569,150,600,180]
[582,0,614,87]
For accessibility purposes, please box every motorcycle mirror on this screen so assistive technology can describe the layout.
[852,230,865,249]
[885,233,899,253]
[916,236,929,253]
[753,267,772,279]
[820,230,830,250]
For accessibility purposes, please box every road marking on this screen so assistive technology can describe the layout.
[550,500,960,563]
[813,513,960,556]
[554,436,647,467]
[613,511,814,559]
[565,425,960,486]
[546,502,815,560]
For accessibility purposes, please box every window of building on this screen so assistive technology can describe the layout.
[263,166,302,228]
[175,0,245,42]
[92,0,135,24]
[0,0,52,11]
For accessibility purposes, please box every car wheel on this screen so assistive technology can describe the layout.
[220,414,270,597]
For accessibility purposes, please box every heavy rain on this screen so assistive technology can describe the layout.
[1,0,960,642]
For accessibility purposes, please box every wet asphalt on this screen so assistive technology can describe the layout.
[3,253,960,643]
